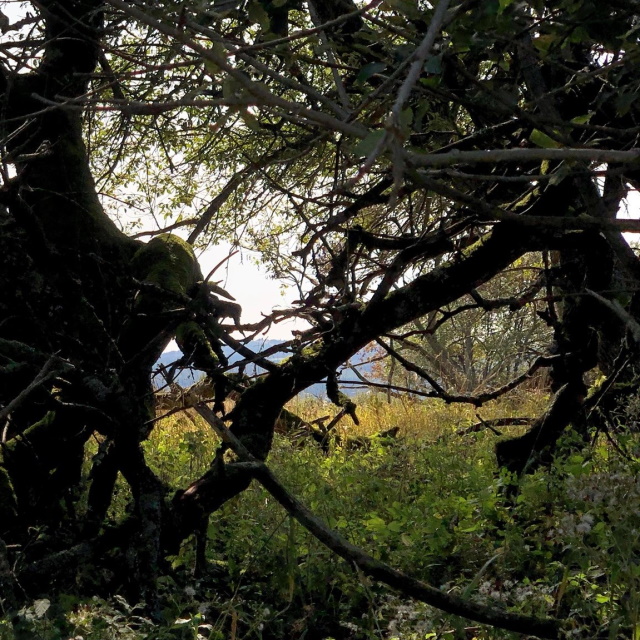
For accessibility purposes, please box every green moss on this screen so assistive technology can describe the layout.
[3,411,57,459]
[131,234,202,296]
[0,465,18,529]
[461,229,493,260]
[586,374,607,400]
[299,341,324,360]
[175,321,219,371]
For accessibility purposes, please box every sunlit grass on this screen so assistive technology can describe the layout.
[9,391,640,639]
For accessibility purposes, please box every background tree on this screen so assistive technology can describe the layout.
[1,0,640,636]
[376,254,552,395]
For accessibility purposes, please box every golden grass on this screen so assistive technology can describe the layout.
[148,390,549,466]
[285,390,548,440]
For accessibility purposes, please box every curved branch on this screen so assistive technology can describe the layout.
[195,405,561,640]
[407,147,640,168]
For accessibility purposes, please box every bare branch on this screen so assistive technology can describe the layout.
[0,356,68,428]
[407,147,640,168]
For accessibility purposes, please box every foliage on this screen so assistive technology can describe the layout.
[6,396,640,639]
[2,0,640,636]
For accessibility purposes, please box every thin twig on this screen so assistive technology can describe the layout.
[0,355,66,427]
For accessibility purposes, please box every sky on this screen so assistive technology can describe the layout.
[161,242,308,352]
[194,241,308,340]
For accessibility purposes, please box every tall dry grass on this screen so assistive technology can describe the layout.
[285,389,547,441]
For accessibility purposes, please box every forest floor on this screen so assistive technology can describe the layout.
[3,391,640,640]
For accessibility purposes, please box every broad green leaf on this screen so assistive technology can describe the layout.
[399,107,413,131]
[353,129,385,157]
[423,54,442,75]
[356,62,387,85]
[247,1,270,29]
[529,129,561,149]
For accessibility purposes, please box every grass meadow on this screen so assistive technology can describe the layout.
[6,390,640,640]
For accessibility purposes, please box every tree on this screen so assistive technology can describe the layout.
[377,254,552,395]
[1,0,640,636]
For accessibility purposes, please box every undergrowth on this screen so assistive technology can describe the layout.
[4,392,640,640]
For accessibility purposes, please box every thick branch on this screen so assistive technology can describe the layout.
[407,147,640,168]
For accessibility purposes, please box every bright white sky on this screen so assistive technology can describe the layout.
[161,242,307,352]
[194,241,307,340]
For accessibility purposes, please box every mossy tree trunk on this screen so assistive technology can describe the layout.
[0,0,205,603]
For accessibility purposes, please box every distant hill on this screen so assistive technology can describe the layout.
[154,339,377,396]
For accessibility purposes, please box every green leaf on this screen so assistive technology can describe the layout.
[614,291,632,307]
[222,76,244,100]
[569,26,590,44]
[571,113,593,125]
[482,0,500,16]
[356,62,387,85]
[532,34,555,54]
[616,92,638,117]
[240,109,260,131]
[549,163,571,186]
[529,129,561,149]
[382,0,420,19]
[399,107,413,131]
[247,1,270,29]
[419,75,441,88]
[353,129,385,157]
[204,59,219,75]
[498,0,514,13]
[423,55,442,75]
[204,42,226,76]
[400,533,414,546]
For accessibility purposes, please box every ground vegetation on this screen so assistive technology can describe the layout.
[1,0,640,637]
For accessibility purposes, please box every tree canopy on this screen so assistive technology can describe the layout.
[1,0,640,637]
